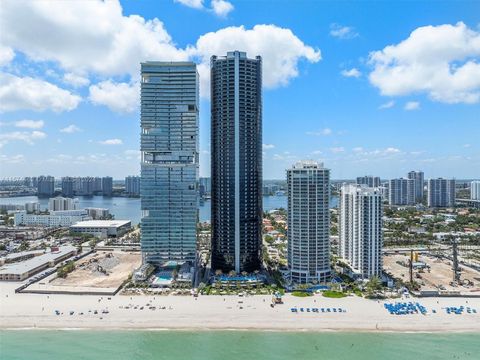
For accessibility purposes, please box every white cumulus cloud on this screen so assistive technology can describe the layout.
[0,154,25,164]
[330,24,358,39]
[0,73,81,113]
[188,24,321,97]
[175,0,204,9]
[0,45,15,66]
[0,130,46,147]
[60,124,82,133]
[0,0,320,101]
[89,80,139,113]
[341,68,361,78]
[0,0,188,77]
[14,120,44,129]
[211,0,234,17]
[404,101,420,111]
[99,138,123,145]
[63,73,90,87]
[369,22,480,104]
[263,144,275,150]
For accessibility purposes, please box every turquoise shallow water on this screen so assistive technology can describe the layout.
[1,331,479,360]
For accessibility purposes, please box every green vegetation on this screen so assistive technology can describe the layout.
[292,291,312,297]
[200,283,279,296]
[322,290,347,298]
[364,276,385,298]
[57,261,76,278]
[18,241,30,251]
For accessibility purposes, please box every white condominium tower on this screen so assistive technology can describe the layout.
[339,184,383,279]
[471,181,480,200]
[140,62,199,267]
[388,178,415,206]
[287,161,330,284]
[427,178,456,207]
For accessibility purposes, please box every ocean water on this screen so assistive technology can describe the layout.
[1,195,339,225]
[0,331,478,360]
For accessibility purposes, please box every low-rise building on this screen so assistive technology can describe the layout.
[14,210,90,227]
[70,220,131,238]
[0,246,77,281]
[0,250,45,266]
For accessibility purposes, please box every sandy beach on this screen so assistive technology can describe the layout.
[1,282,479,332]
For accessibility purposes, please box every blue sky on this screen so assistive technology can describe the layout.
[0,0,479,180]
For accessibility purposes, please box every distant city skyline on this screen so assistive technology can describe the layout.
[1,1,479,179]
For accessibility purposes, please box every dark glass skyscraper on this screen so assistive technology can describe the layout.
[211,51,263,273]
[140,62,199,267]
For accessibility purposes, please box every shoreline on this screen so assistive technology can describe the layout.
[2,326,480,334]
[2,282,480,333]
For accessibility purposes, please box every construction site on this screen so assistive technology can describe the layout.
[24,251,141,295]
[384,241,480,297]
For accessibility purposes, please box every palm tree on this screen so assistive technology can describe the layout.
[365,276,382,297]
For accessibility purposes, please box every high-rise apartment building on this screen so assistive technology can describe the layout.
[140,61,199,267]
[37,175,55,197]
[75,177,94,196]
[102,176,113,197]
[427,178,456,207]
[93,177,103,193]
[339,184,383,279]
[388,178,415,206]
[61,177,75,197]
[407,170,424,203]
[287,161,330,284]
[210,51,263,273]
[356,176,381,188]
[471,181,480,201]
[125,176,141,197]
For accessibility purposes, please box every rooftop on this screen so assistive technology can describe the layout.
[0,246,76,275]
[70,220,131,228]
[1,250,45,262]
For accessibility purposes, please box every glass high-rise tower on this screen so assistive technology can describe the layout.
[211,51,263,273]
[140,62,199,267]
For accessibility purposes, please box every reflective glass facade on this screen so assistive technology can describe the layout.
[140,62,199,267]
[211,51,263,273]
